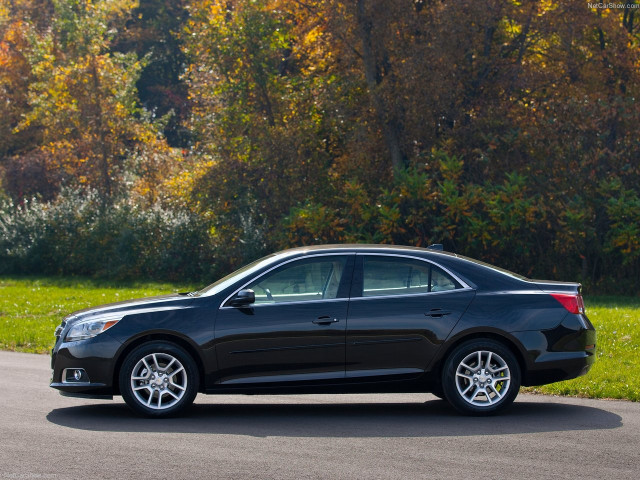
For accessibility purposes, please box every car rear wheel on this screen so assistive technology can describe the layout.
[442,339,521,415]
[120,341,199,417]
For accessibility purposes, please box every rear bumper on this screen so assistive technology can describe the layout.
[512,313,596,386]
[522,349,595,386]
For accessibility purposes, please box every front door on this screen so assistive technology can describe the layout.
[214,254,354,385]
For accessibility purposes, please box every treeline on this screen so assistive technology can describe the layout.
[0,0,639,293]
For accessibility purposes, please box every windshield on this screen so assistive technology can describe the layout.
[194,253,280,297]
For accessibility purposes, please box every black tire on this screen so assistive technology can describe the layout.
[119,341,199,417]
[442,339,521,415]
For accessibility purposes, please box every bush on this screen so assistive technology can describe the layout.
[281,154,640,295]
[0,188,216,282]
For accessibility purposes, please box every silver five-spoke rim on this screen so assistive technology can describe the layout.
[130,353,187,410]
[455,350,511,407]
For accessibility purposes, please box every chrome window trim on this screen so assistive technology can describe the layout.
[349,286,475,302]
[220,253,355,309]
[223,298,350,309]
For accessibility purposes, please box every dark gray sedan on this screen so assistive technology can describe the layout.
[51,244,596,416]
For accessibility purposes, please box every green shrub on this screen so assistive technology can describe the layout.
[281,153,640,294]
[0,189,216,282]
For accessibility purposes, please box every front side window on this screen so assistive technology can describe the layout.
[247,256,348,304]
[362,256,459,297]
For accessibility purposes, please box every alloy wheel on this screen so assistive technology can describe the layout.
[454,350,511,407]
[442,339,521,415]
[130,352,188,410]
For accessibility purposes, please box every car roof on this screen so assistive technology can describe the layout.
[278,243,457,257]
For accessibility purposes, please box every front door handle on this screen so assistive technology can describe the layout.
[313,316,339,325]
[425,309,451,318]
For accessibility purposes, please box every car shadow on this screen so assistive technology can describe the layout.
[46,397,622,438]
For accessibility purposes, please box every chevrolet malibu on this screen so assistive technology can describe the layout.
[51,244,596,416]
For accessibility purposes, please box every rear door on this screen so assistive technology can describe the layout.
[345,254,475,380]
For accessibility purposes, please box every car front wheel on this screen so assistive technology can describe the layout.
[442,339,521,415]
[119,341,199,417]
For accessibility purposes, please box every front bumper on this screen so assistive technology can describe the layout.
[50,384,113,399]
[50,331,123,398]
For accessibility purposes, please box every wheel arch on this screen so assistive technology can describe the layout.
[112,333,206,395]
[431,331,528,384]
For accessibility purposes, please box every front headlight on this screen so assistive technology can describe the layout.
[65,315,123,342]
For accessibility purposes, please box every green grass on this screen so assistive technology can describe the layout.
[1,276,639,401]
[523,296,640,401]
[0,276,196,354]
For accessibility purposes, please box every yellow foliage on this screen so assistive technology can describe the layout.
[0,2,9,29]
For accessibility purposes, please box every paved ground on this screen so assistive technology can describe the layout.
[1,350,639,479]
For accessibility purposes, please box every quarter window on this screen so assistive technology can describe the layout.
[431,266,457,291]
[247,256,348,304]
[362,257,459,297]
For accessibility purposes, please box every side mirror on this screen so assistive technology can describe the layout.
[229,289,255,307]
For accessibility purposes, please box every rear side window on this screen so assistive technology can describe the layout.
[362,257,459,297]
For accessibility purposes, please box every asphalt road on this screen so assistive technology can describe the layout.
[1,350,639,480]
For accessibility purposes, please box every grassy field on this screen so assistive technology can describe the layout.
[1,276,638,401]
[0,276,195,354]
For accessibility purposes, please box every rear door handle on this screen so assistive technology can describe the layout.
[313,316,339,325]
[425,309,451,318]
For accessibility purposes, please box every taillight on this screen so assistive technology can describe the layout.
[551,293,585,314]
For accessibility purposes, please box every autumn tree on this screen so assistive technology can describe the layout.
[0,0,50,189]
[280,0,640,282]
[180,0,350,265]
[3,0,175,201]
[113,0,191,147]
[1,0,638,287]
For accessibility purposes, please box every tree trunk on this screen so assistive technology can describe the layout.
[355,0,406,173]
[91,57,112,199]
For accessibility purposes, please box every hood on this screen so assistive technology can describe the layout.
[63,293,195,325]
